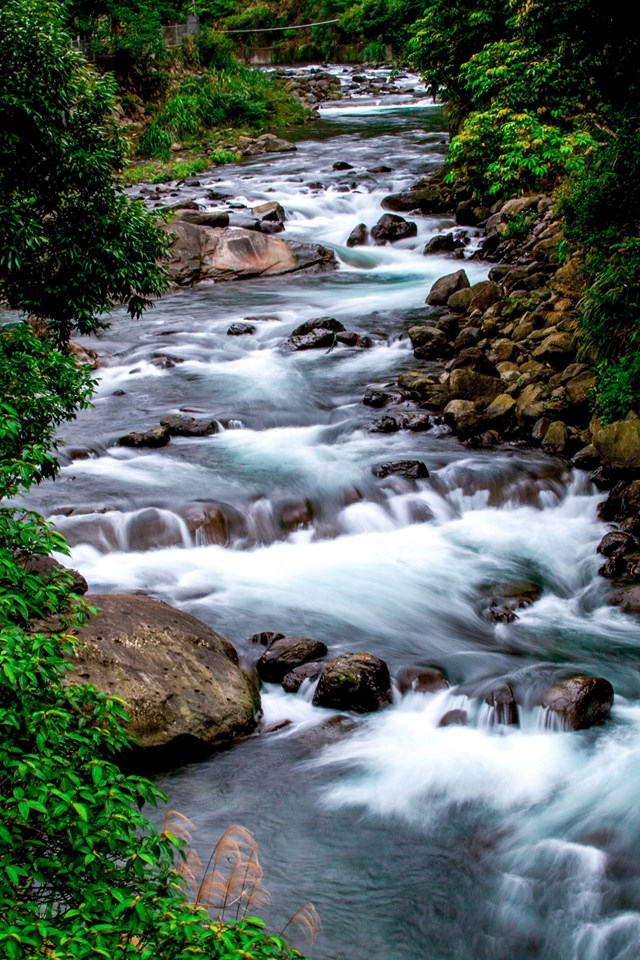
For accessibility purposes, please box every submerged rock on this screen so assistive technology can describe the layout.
[313,653,393,713]
[373,460,429,480]
[397,666,449,694]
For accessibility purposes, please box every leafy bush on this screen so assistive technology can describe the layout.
[138,67,307,159]
[446,107,596,201]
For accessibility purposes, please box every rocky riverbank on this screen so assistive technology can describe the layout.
[365,175,640,615]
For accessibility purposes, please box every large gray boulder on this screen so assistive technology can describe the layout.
[426,270,470,306]
[592,420,640,471]
[164,223,337,285]
[70,594,259,754]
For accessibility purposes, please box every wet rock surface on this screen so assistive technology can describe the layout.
[313,653,393,713]
[70,595,259,758]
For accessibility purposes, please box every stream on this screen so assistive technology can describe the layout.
[25,68,640,960]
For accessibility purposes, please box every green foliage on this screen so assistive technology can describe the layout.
[408,0,506,109]
[446,107,596,201]
[501,207,538,241]
[339,0,424,48]
[0,326,94,501]
[0,0,169,347]
[196,28,237,69]
[139,68,307,159]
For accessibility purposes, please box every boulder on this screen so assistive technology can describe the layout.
[70,594,259,755]
[363,388,393,407]
[444,399,480,435]
[447,368,501,403]
[164,224,336,285]
[174,209,229,228]
[468,281,502,313]
[423,233,456,256]
[541,420,568,454]
[373,460,429,480]
[486,683,519,726]
[313,653,393,713]
[257,636,328,684]
[368,415,399,433]
[541,675,614,730]
[160,414,218,436]
[396,666,449,694]
[282,661,324,693]
[408,324,449,358]
[426,270,470,306]
[241,133,296,156]
[22,555,88,596]
[484,393,517,422]
[252,201,286,224]
[346,223,368,247]
[227,322,257,336]
[382,179,452,214]
[447,347,500,379]
[597,530,637,557]
[371,214,417,244]
[592,420,640,471]
[532,332,575,366]
[281,317,344,351]
[447,288,474,312]
[118,426,170,448]
[439,709,467,727]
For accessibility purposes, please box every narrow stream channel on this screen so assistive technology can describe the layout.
[25,69,640,960]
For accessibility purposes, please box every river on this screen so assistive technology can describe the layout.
[25,67,640,960]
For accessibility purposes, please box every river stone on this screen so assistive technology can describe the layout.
[249,631,285,647]
[484,393,517,422]
[118,426,170,448]
[448,347,500,379]
[22,554,88,596]
[597,531,637,557]
[368,416,399,433]
[227,322,257,336]
[160,414,218,436]
[439,709,467,727]
[282,661,324,693]
[252,201,286,224]
[532,331,575,366]
[486,683,519,726]
[181,503,229,545]
[70,594,259,754]
[542,420,568,454]
[468,281,502,313]
[373,460,429,480]
[426,270,470,306]
[313,653,393,713]
[447,288,474,312]
[408,325,449,354]
[592,420,640,471]
[257,636,328,684]
[447,368,502,403]
[346,223,368,247]
[363,388,393,407]
[397,666,449,694]
[174,209,230,228]
[164,223,336,285]
[381,179,452,214]
[541,675,614,730]
[371,214,417,244]
[424,233,456,255]
[444,399,480,435]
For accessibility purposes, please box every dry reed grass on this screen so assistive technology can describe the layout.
[162,811,320,944]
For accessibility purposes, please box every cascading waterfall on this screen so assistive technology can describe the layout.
[23,68,640,960]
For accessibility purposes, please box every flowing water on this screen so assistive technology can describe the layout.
[24,69,640,960]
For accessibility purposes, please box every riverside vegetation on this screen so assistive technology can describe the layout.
[0,1,309,957]
[1,0,640,957]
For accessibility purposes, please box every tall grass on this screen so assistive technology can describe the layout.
[138,66,308,160]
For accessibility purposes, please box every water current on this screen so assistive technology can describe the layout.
[25,67,640,960]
